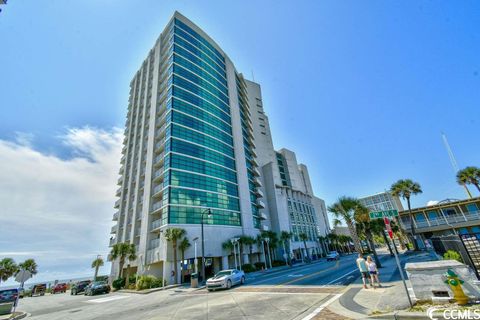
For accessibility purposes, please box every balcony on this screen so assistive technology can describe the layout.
[152,170,165,182]
[114,199,121,208]
[146,249,160,264]
[401,210,480,232]
[252,167,261,177]
[253,178,262,187]
[117,176,123,186]
[152,184,165,197]
[112,211,119,221]
[153,153,165,167]
[149,238,161,249]
[259,212,268,220]
[255,188,264,198]
[151,219,162,231]
[115,187,122,197]
[257,200,266,209]
[109,238,116,247]
[111,225,117,234]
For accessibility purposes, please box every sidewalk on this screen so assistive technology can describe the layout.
[328,250,438,319]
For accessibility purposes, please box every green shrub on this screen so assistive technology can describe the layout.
[241,264,256,273]
[128,274,136,284]
[444,250,463,263]
[152,277,166,288]
[272,260,285,267]
[136,275,156,290]
[254,262,265,270]
[112,277,125,290]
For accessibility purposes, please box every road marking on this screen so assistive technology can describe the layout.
[279,261,340,286]
[301,293,343,320]
[324,268,358,285]
[287,274,304,277]
[85,295,129,303]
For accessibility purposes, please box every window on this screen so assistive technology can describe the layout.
[467,203,479,213]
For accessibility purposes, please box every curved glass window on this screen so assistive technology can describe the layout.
[168,206,240,226]
[170,138,235,169]
[170,153,237,183]
[170,169,238,197]
[173,63,228,99]
[169,187,240,211]
[173,75,229,110]
[171,124,233,157]
[172,86,230,120]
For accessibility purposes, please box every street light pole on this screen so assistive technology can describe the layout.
[193,237,199,274]
[201,208,212,284]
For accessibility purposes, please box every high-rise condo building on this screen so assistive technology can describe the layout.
[110,12,328,282]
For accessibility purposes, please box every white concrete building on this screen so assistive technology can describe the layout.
[109,12,328,283]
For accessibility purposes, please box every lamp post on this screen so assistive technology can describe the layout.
[231,238,240,270]
[159,231,166,288]
[264,237,272,268]
[193,237,199,274]
[201,208,212,283]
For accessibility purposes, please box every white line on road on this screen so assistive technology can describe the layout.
[301,293,343,320]
[85,295,130,303]
[287,274,304,277]
[324,268,358,285]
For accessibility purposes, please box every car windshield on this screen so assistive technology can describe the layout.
[92,281,105,286]
[215,271,232,277]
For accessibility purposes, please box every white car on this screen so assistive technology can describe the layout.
[206,269,245,291]
[326,251,340,261]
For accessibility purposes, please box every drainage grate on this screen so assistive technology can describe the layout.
[432,290,449,297]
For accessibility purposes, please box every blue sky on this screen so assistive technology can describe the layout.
[0,1,479,283]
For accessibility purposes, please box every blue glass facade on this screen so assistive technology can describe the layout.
[153,18,241,227]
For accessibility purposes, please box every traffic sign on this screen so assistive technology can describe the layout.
[384,217,393,239]
[15,269,31,284]
[369,209,399,220]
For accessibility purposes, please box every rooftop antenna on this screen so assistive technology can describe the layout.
[442,132,472,198]
[251,70,255,82]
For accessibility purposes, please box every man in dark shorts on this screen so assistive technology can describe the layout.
[356,253,370,289]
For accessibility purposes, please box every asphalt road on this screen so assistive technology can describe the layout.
[17,254,365,320]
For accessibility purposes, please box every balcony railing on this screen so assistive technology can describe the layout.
[402,210,480,230]
[112,212,119,221]
[149,238,160,249]
[109,238,116,247]
[151,219,162,231]
[111,225,117,234]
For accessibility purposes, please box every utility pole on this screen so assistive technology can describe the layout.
[442,133,472,198]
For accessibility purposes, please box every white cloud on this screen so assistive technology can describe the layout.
[427,200,439,206]
[0,127,123,286]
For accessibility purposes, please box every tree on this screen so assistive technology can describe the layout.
[391,179,423,251]
[17,258,37,287]
[326,233,338,252]
[457,166,480,193]
[299,233,310,260]
[354,204,381,267]
[261,230,278,261]
[241,236,255,264]
[0,258,18,286]
[91,256,104,281]
[164,228,186,284]
[178,237,191,283]
[255,234,264,264]
[328,197,363,253]
[222,240,235,268]
[317,235,327,255]
[280,231,292,265]
[109,243,137,280]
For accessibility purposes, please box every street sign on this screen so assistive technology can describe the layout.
[15,270,31,284]
[369,209,399,220]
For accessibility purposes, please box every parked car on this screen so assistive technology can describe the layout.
[30,284,47,297]
[17,287,25,298]
[70,280,91,295]
[0,288,18,315]
[51,283,67,294]
[326,251,340,261]
[206,269,245,291]
[84,281,110,296]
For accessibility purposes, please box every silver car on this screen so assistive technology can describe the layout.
[206,269,245,291]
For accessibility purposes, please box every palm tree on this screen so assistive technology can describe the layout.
[178,237,191,283]
[91,256,104,281]
[261,230,278,261]
[109,242,137,279]
[255,234,264,264]
[299,233,310,260]
[326,233,338,252]
[457,166,480,193]
[391,179,423,251]
[238,235,252,266]
[241,236,255,264]
[354,204,381,267]
[164,228,186,284]
[0,258,18,286]
[222,240,235,268]
[317,236,327,255]
[17,258,37,288]
[280,231,292,265]
[328,197,363,253]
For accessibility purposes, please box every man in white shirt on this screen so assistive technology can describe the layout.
[356,253,370,289]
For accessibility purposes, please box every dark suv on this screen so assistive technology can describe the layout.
[70,280,91,295]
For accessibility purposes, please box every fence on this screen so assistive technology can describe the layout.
[430,234,480,279]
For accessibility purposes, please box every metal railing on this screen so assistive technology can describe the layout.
[402,210,480,230]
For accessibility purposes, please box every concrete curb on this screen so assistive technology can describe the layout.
[117,284,182,294]
[0,311,28,320]
[368,311,429,319]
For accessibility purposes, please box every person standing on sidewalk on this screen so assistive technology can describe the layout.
[366,255,382,289]
[356,253,370,289]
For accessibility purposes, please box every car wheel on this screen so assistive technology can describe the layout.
[207,289,213,292]
[240,276,245,284]
[226,280,232,289]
